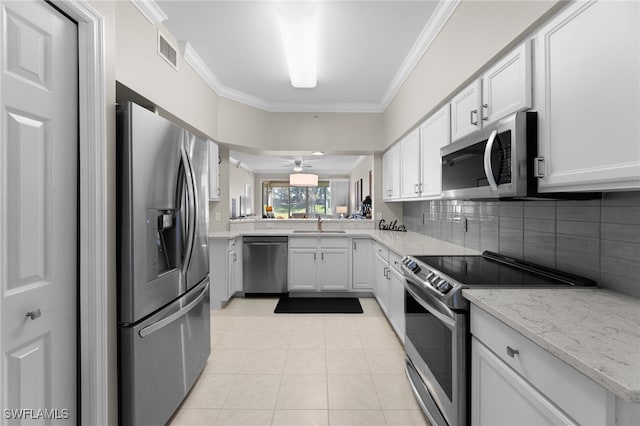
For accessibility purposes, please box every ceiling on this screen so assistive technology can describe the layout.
[155,0,443,173]
[230,150,365,176]
[158,0,441,113]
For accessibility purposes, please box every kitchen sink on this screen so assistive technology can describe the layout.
[292,230,346,233]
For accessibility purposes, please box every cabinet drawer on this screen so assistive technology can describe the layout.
[470,305,613,425]
[320,237,349,248]
[288,237,316,248]
[374,242,389,261]
[389,251,403,272]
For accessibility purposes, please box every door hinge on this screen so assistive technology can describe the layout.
[533,157,545,178]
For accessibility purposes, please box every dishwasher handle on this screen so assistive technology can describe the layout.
[243,236,288,244]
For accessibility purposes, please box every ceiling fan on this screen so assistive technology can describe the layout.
[283,159,313,172]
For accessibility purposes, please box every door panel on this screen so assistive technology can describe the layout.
[184,132,209,290]
[1,0,77,422]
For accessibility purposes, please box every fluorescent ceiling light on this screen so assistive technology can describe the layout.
[290,173,318,187]
[276,2,318,88]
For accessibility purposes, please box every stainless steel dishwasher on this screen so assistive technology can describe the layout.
[242,236,288,295]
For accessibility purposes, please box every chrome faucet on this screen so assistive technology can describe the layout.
[317,216,323,231]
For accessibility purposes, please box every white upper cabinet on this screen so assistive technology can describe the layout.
[400,128,421,199]
[420,104,450,198]
[534,0,640,192]
[208,140,220,201]
[383,143,401,201]
[451,80,482,141]
[451,41,532,142]
[482,41,531,126]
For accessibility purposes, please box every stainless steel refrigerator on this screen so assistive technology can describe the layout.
[116,101,210,426]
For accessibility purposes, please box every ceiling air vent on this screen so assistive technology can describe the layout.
[158,31,178,69]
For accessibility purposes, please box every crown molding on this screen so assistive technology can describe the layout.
[175,0,460,113]
[180,42,224,92]
[130,0,167,24]
[379,0,461,110]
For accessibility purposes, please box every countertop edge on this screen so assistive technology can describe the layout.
[209,229,481,258]
[463,290,640,403]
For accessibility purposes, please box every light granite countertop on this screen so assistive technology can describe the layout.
[209,229,480,257]
[463,288,640,402]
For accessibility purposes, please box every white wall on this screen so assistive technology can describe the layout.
[349,156,373,215]
[383,0,562,147]
[229,162,256,217]
[115,1,219,140]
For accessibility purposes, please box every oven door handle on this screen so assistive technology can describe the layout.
[483,129,499,192]
[405,281,456,329]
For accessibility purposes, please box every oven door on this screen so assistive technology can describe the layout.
[404,280,467,426]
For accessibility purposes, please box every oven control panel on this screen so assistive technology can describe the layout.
[402,257,454,294]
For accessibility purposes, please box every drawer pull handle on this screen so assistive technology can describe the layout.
[506,346,519,358]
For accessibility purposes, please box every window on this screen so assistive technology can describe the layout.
[263,181,331,218]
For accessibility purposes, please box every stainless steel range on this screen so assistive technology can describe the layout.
[401,251,597,426]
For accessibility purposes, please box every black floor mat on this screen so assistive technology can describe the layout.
[274,297,363,314]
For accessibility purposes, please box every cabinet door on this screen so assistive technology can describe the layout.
[471,337,576,426]
[208,140,220,201]
[233,242,243,294]
[289,249,317,291]
[374,255,390,315]
[400,129,421,199]
[534,0,640,192]
[420,105,450,198]
[388,267,405,342]
[227,250,235,300]
[451,80,482,141]
[383,144,401,200]
[482,41,531,126]
[352,239,374,290]
[319,248,350,291]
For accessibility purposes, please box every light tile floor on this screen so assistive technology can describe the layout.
[169,297,430,426]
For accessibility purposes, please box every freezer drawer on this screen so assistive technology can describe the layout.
[119,278,210,426]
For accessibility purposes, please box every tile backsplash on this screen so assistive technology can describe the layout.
[403,192,640,297]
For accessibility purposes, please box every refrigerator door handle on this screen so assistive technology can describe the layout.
[138,280,209,338]
[180,132,197,274]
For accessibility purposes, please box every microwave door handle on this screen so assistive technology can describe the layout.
[483,129,499,192]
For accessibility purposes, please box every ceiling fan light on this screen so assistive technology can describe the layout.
[290,173,318,187]
[293,165,303,172]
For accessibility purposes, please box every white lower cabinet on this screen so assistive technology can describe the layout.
[288,237,350,292]
[471,337,576,425]
[387,259,405,343]
[352,238,374,290]
[210,237,242,308]
[228,239,242,294]
[374,248,390,315]
[372,243,404,342]
[471,304,615,426]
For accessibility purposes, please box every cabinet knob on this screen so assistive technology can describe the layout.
[506,346,520,358]
[26,309,41,320]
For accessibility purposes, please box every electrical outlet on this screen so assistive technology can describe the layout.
[215,212,221,221]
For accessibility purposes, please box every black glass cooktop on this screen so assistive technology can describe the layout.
[412,251,597,288]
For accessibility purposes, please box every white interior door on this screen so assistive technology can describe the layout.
[1,1,78,422]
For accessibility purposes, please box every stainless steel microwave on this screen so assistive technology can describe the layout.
[440,111,536,200]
